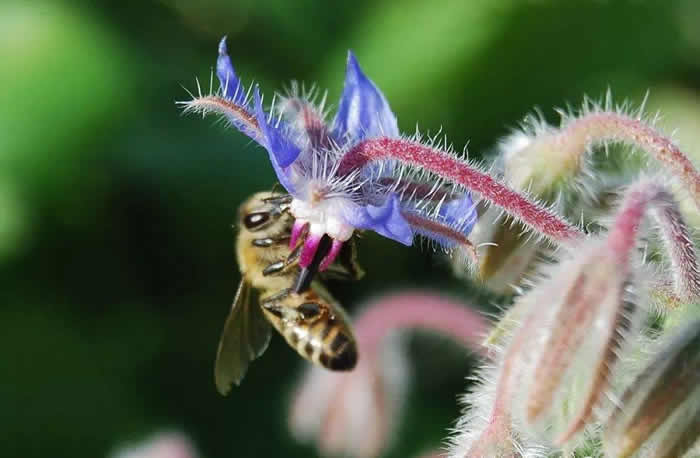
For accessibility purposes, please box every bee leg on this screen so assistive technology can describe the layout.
[260,289,292,319]
[262,260,286,276]
[294,235,332,293]
[262,194,293,214]
[252,234,291,248]
[262,194,292,205]
[285,242,302,266]
[261,302,284,319]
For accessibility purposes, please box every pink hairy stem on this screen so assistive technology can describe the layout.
[289,292,490,458]
[353,291,489,358]
[338,138,583,243]
[559,112,700,210]
[608,179,700,302]
[377,177,455,202]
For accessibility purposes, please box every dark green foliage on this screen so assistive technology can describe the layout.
[1,1,698,456]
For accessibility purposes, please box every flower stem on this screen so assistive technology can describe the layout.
[353,291,489,357]
[552,111,700,210]
[179,95,262,139]
[339,138,583,243]
[608,179,700,302]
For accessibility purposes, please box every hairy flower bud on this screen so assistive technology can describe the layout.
[467,205,542,293]
[470,119,587,293]
[503,236,641,447]
[501,128,582,198]
[471,94,700,293]
[603,319,700,458]
[468,178,700,455]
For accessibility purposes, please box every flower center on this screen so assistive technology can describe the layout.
[289,198,355,272]
[290,198,354,242]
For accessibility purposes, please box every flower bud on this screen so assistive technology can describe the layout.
[501,128,583,198]
[603,319,700,458]
[511,237,642,446]
[467,205,542,293]
[470,124,587,293]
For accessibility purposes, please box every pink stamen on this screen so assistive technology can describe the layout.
[299,235,321,268]
[319,239,344,272]
[290,220,308,249]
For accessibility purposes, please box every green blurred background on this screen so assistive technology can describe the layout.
[2,1,699,456]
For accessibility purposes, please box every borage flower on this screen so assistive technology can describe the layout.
[182,37,481,271]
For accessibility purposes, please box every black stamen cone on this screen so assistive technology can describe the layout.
[294,235,332,293]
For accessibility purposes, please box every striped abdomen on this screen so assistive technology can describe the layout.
[260,288,358,371]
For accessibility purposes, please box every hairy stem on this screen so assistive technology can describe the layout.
[179,95,262,139]
[542,111,700,210]
[608,179,700,302]
[339,138,583,243]
[353,291,489,357]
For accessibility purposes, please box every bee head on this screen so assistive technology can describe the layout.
[238,192,292,231]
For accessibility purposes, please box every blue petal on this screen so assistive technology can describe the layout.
[438,194,478,236]
[216,37,247,105]
[344,194,413,246]
[253,88,300,193]
[332,51,399,142]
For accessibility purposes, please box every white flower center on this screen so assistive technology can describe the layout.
[290,198,354,241]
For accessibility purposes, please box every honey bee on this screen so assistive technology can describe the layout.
[215,192,363,395]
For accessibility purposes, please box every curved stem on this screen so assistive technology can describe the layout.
[179,94,262,139]
[608,179,700,302]
[353,291,489,358]
[339,138,583,243]
[557,112,700,210]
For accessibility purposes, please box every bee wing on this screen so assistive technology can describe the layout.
[215,280,272,395]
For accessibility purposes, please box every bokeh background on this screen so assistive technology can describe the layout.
[2,1,700,456]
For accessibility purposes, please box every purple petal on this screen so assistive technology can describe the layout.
[217,37,247,105]
[344,194,413,246]
[438,194,478,237]
[253,88,300,193]
[332,52,399,142]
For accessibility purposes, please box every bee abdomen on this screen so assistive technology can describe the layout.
[319,329,358,370]
[283,320,357,371]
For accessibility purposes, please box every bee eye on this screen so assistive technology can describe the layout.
[298,302,321,319]
[244,211,270,230]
